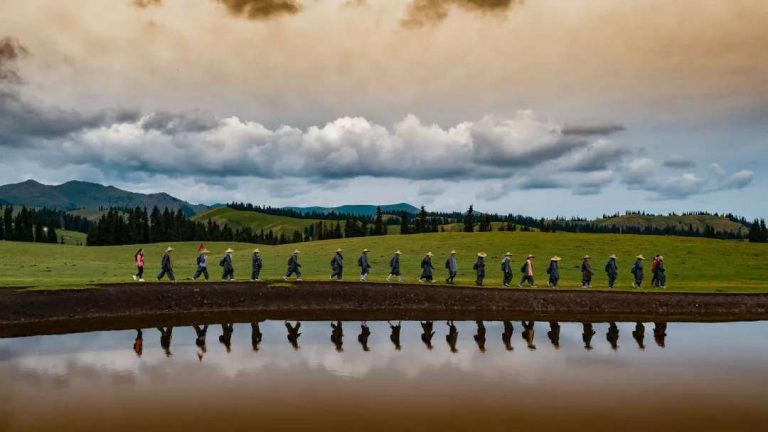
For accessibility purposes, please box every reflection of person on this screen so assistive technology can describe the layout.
[330,248,344,281]
[194,324,208,361]
[653,322,667,348]
[631,255,645,288]
[546,257,561,288]
[582,322,596,350]
[389,321,402,351]
[156,247,175,282]
[420,321,435,350]
[133,249,145,282]
[331,321,344,352]
[521,321,536,350]
[632,322,646,350]
[133,329,143,357]
[193,248,210,281]
[474,252,487,286]
[419,252,435,283]
[158,327,173,357]
[446,321,459,353]
[283,250,302,281]
[519,255,536,288]
[547,321,561,349]
[286,321,301,350]
[358,322,371,351]
[605,255,618,288]
[358,249,371,282]
[606,322,620,350]
[474,321,487,352]
[219,323,234,353]
[386,251,402,283]
[502,321,514,351]
[445,251,458,284]
[501,252,513,287]
[251,322,263,351]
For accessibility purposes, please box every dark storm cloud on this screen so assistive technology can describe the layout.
[141,111,219,134]
[401,0,520,28]
[561,124,626,137]
[216,0,302,20]
[0,37,28,84]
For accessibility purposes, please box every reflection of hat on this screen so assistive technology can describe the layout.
[166,247,174,252]
[609,254,617,259]
[504,252,512,256]
[583,255,591,259]
[450,250,457,254]
[477,252,487,258]
[395,250,402,255]
[636,254,645,260]
[527,254,535,259]
[362,248,370,253]
[551,256,561,261]
[253,249,260,254]
[292,250,300,254]
[225,248,234,254]
[336,248,343,253]
[426,252,434,257]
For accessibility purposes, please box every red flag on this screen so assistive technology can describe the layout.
[198,242,206,252]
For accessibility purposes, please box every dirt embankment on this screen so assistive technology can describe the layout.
[1,282,767,337]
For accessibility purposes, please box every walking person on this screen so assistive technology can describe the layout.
[501,252,513,287]
[474,252,487,286]
[132,248,145,282]
[251,249,263,281]
[193,248,210,281]
[519,254,536,288]
[220,248,235,281]
[419,252,435,283]
[631,255,645,288]
[581,255,593,288]
[330,248,344,281]
[605,254,618,288]
[546,256,561,288]
[156,247,175,282]
[654,256,667,288]
[358,249,371,282]
[650,255,660,287]
[283,250,302,281]
[386,250,402,283]
[445,250,458,284]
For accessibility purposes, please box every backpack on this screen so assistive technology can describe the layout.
[196,254,203,265]
[520,263,527,273]
[219,258,226,267]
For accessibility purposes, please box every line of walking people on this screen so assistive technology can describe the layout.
[134,247,668,289]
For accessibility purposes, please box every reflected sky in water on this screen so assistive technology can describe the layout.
[1,321,767,431]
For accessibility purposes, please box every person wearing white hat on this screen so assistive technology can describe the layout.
[604,254,618,288]
[386,251,402,283]
[283,250,302,281]
[419,252,435,283]
[193,248,211,281]
[358,249,371,282]
[474,252,487,286]
[500,252,513,287]
[330,248,344,281]
[156,247,175,282]
[631,255,645,288]
[518,254,536,288]
[220,248,235,281]
[581,255,593,288]
[251,249,263,282]
[546,256,561,288]
[445,250,458,284]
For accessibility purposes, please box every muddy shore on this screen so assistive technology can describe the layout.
[1,281,767,337]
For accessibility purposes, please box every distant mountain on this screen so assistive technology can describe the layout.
[286,203,420,217]
[0,180,208,216]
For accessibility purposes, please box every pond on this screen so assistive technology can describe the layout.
[1,320,767,431]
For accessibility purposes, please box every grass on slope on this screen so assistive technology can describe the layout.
[596,214,747,235]
[1,232,766,293]
[192,207,322,236]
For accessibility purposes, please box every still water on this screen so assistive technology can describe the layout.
[1,320,767,431]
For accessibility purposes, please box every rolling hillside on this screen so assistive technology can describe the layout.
[595,214,747,235]
[192,207,323,236]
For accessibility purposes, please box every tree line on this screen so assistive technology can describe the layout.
[0,206,92,243]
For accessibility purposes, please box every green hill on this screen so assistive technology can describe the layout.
[1,231,766,292]
[192,207,323,236]
[596,214,747,235]
[286,203,419,216]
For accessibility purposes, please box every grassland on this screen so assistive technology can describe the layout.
[1,231,766,292]
[192,207,322,236]
[596,214,746,234]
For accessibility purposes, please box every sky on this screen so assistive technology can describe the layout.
[0,0,766,218]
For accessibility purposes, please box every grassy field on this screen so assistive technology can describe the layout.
[192,207,322,236]
[1,231,766,292]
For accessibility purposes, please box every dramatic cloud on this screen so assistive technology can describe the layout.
[562,124,625,137]
[622,158,753,199]
[552,139,626,172]
[401,0,520,28]
[662,157,696,169]
[216,0,301,20]
[0,37,28,84]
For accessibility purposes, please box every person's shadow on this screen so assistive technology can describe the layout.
[421,321,435,350]
[358,322,371,352]
[157,327,173,357]
[582,322,596,351]
[286,321,301,350]
[502,321,514,351]
[606,322,619,351]
[654,322,667,348]
[548,321,561,350]
[521,321,536,350]
[388,321,402,351]
[331,321,344,352]
[446,321,459,353]
[632,322,645,350]
[474,321,487,353]
[219,323,234,353]
[193,324,208,361]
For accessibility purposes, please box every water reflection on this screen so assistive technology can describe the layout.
[502,321,514,351]
[331,321,344,352]
[285,321,301,350]
[548,321,561,350]
[582,322,596,350]
[358,322,371,352]
[632,322,645,350]
[158,327,173,357]
[219,323,234,353]
[473,321,486,353]
[654,322,667,348]
[420,321,435,350]
[521,321,536,350]
[446,321,459,353]
[606,322,620,351]
[388,321,402,351]
[133,329,143,358]
[193,324,208,361]
[251,322,263,351]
